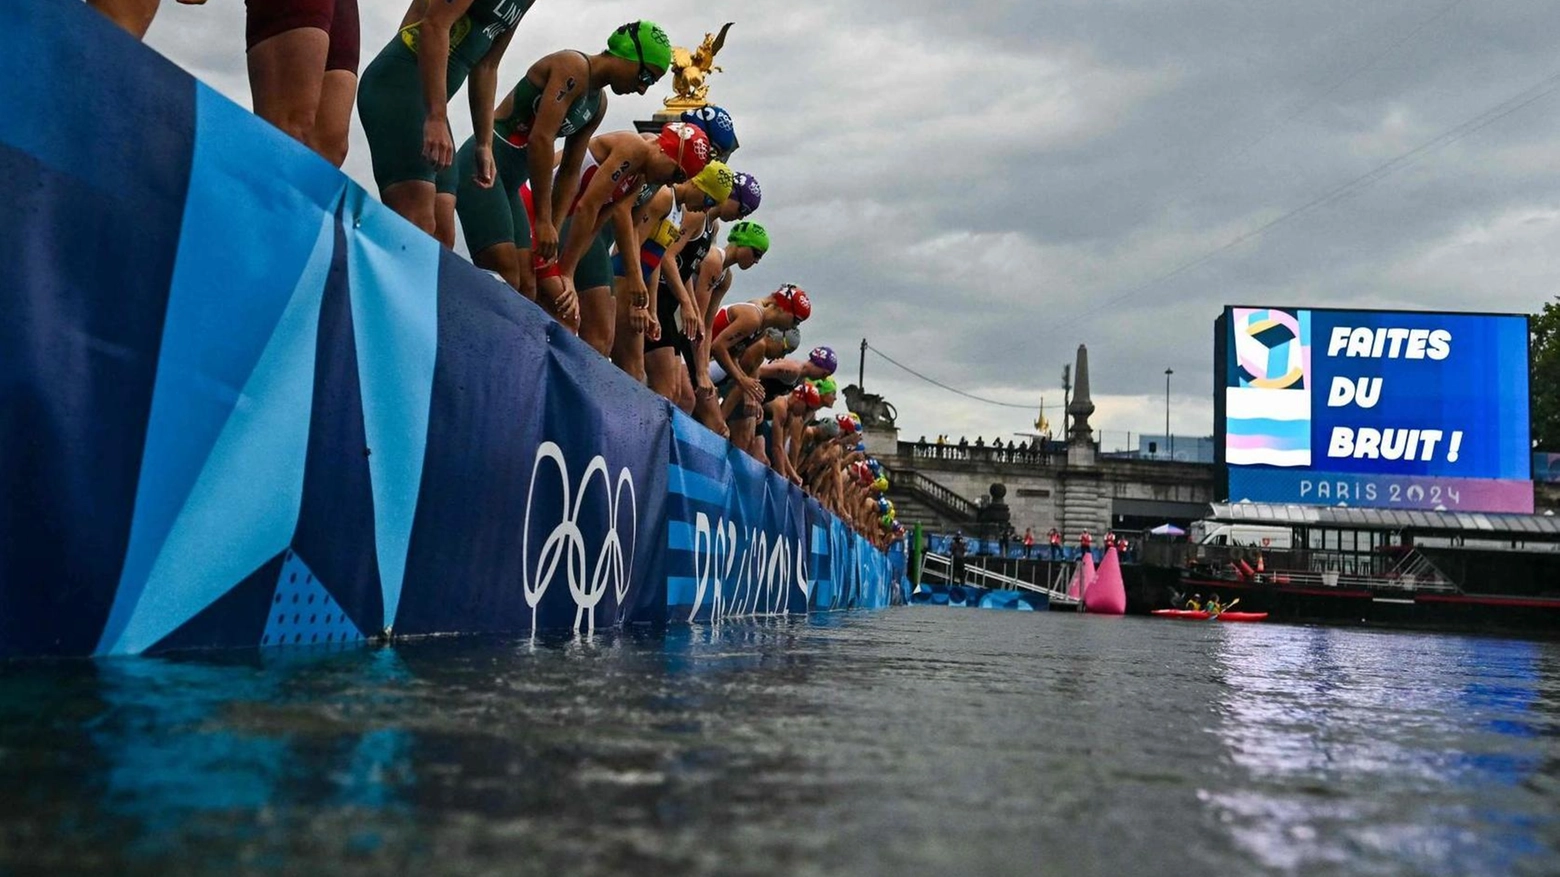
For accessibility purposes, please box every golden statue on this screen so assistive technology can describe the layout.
[663,23,734,111]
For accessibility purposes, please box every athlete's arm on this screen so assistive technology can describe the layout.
[781,415,805,484]
[638,189,676,333]
[764,402,789,474]
[526,52,591,259]
[417,0,479,170]
[710,311,761,396]
[558,139,637,277]
[705,269,734,332]
[609,198,648,309]
[787,417,806,473]
[550,93,605,233]
[661,211,706,340]
[465,28,514,189]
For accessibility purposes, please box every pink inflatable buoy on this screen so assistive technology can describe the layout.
[1084,546,1127,615]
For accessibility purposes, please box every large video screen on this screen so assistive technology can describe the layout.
[1215,306,1532,513]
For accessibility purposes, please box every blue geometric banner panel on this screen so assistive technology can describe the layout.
[0,0,904,658]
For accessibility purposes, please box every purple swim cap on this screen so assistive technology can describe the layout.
[731,171,762,217]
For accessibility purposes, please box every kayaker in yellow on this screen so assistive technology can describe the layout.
[1205,596,1224,615]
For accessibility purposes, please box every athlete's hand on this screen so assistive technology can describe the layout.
[533,222,560,263]
[739,375,763,402]
[628,303,651,335]
[680,301,704,341]
[472,143,496,188]
[645,314,662,342]
[695,377,717,400]
[423,118,454,169]
[555,277,580,325]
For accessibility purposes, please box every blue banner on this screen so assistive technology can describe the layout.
[0,0,901,658]
[1221,306,1533,512]
[664,411,812,623]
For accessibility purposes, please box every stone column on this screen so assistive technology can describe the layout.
[1061,344,1110,539]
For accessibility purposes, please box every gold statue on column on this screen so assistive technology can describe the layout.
[663,23,734,111]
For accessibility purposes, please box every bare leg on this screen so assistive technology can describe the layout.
[675,370,695,413]
[728,401,757,453]
[312,69,357,167]
[247,27,329,150]
[578,287,615,357]
[382,180,437,237]
[645,348,681,401]
[693,377,726,434]
[89,0,159,38]
[473,243,523,293]
[434,192,457,249]
[513,249,537,300]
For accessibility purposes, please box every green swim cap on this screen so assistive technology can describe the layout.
[727,220,769,253]
[811,376,838,395]
[607,21,672,74]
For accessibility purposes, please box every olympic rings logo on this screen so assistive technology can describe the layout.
[522,442,638,634]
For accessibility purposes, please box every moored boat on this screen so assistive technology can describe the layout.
[1138,502,1560,633]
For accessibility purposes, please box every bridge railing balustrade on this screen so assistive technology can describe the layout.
[900,441,1062,467]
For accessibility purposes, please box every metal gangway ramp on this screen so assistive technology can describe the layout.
[919,553,1081,609]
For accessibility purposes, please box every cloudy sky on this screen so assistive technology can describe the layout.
[146,0,1560,449]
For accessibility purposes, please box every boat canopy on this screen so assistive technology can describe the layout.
[1207,502,1560,539]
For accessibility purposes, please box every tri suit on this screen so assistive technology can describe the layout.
[357,0,534,192]
[454,57,603,255]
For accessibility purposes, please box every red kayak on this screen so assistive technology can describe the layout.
[1152,609,1268,622]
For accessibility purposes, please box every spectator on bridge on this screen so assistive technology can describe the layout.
[949,531,968,584]
[974,436,984,448]
[1023,527,1034,559]
[999,527,1011,558]
[1104,530,1117,550]
[1048,527,1062,560]
[1079,528,1093,559]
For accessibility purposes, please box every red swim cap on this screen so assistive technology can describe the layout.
[792,381,822,409]
[657,122,712,181]
[775,284,812,322]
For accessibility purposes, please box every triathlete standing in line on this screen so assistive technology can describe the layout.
[245,0,361,166]
[762,383,821,482]
[453,22,672,296]
[689,220,769,432]
[610,161,734,381]
[357,0,537,243]
[88,0,359,168]
[647,171,761,412]
[525,123,712,352]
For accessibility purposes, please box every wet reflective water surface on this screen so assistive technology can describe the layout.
[3,610,1559,875]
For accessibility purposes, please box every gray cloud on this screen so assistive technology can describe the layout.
[144,0,1560,444]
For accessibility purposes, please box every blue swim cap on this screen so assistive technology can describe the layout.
[680,105,739,155]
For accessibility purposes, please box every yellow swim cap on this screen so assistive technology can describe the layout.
[691,161,735,204]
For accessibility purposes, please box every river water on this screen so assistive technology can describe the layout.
[2,609,1558,876]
